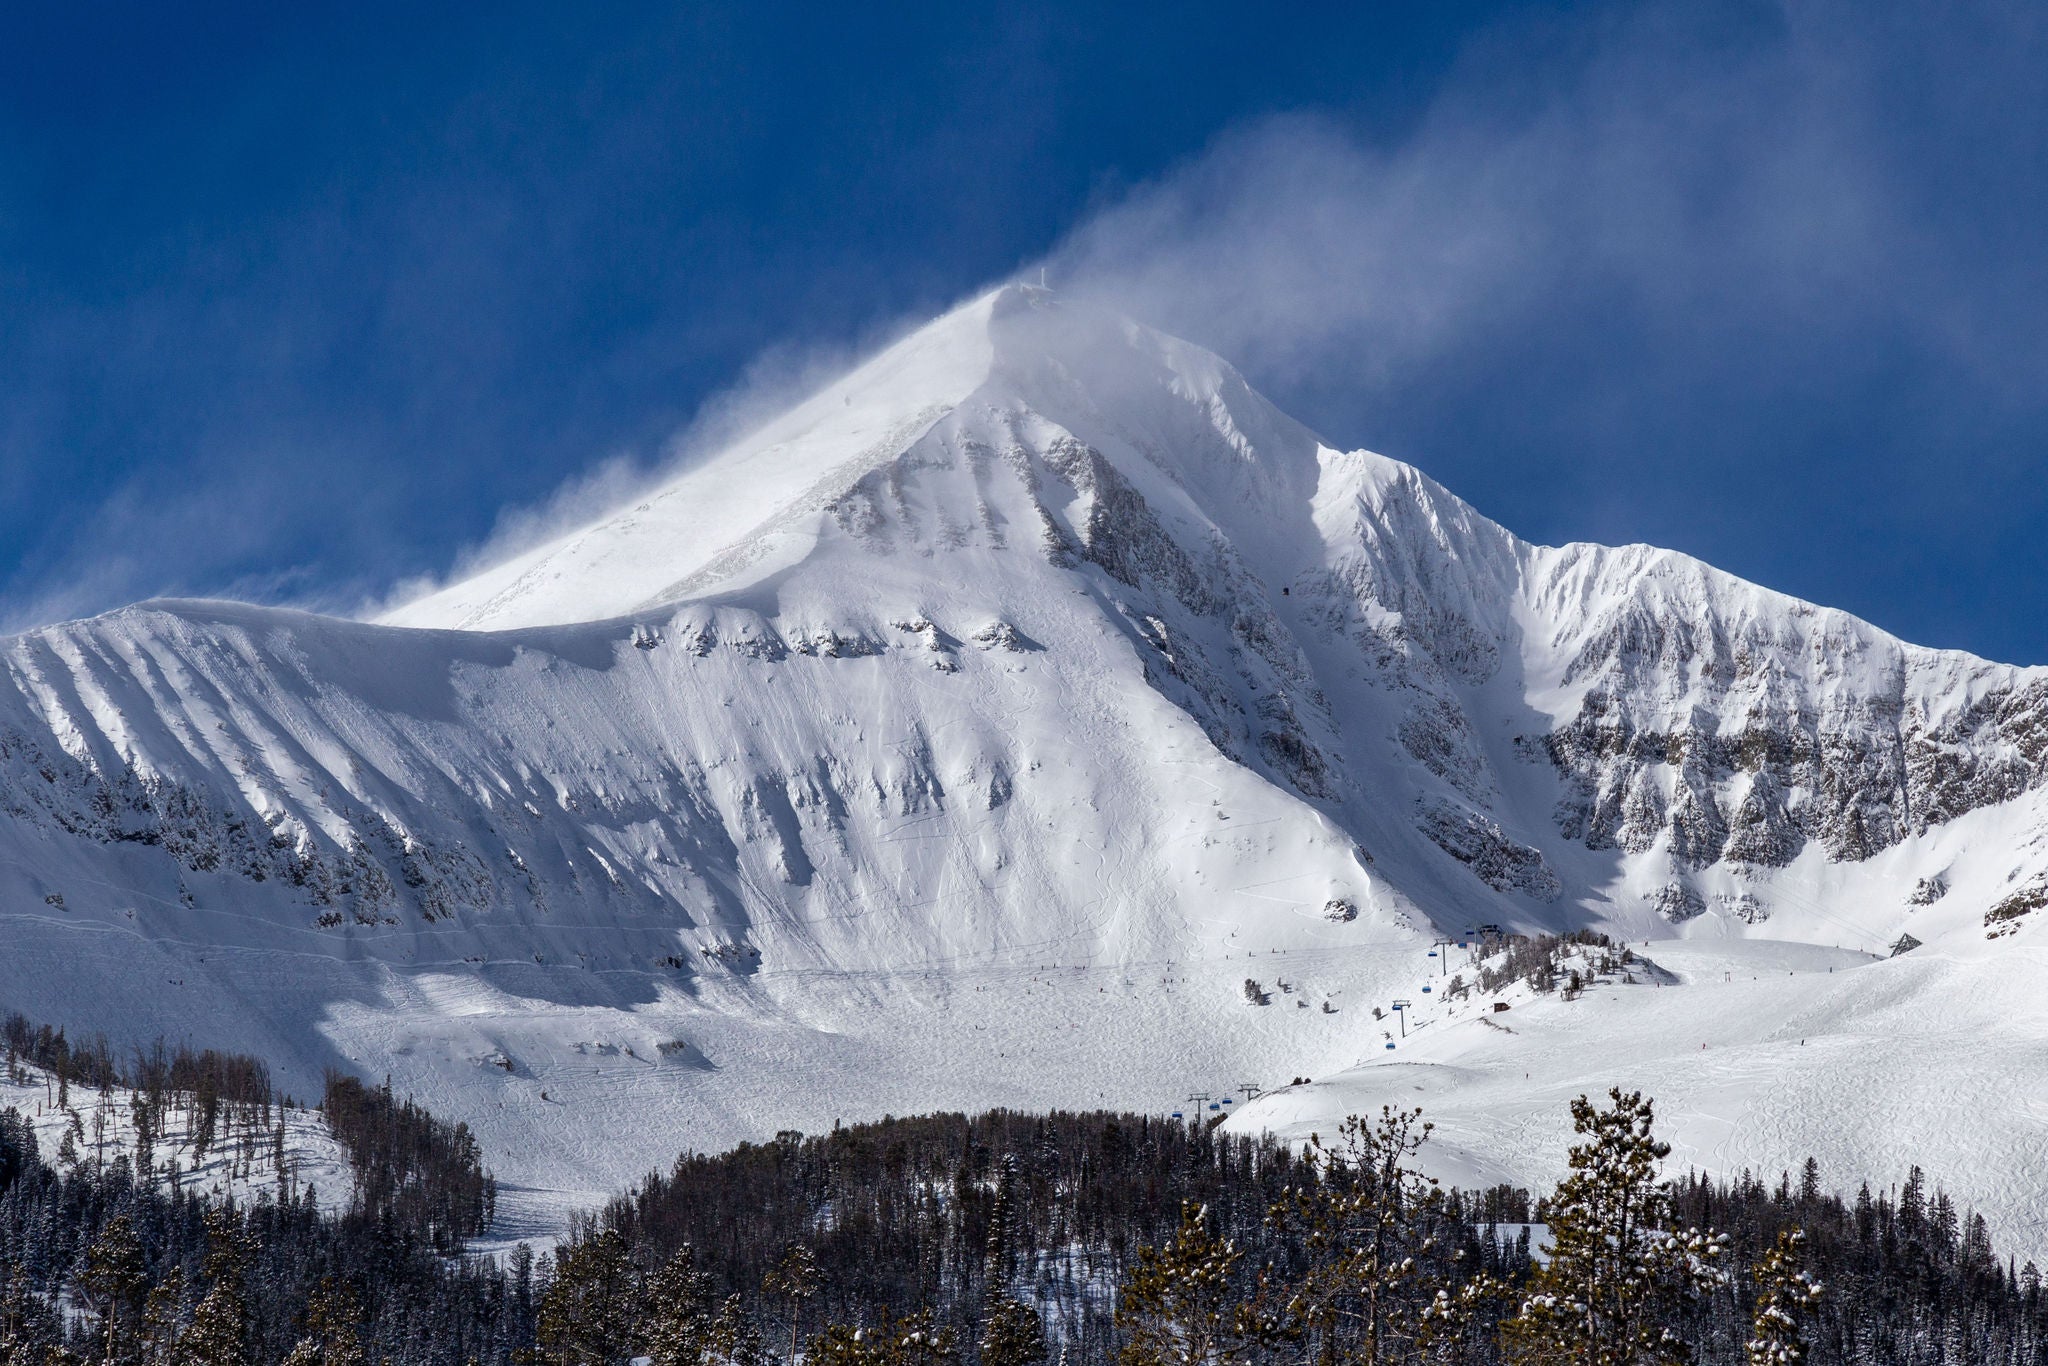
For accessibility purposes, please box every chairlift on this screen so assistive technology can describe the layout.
[1421,985,1432,993]
[1208,1103,1220,1111]
[1384,1041,1396,1050]
[1427,949,1438,957]
[1171,1112,1183,1119]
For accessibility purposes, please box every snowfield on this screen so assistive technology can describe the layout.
[2,285,2043,1256]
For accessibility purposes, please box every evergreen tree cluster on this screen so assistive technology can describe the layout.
[565,1098,2045,1365]
[321,1073,496,1251]
[0,1083,2043,1364]
[0,1107,529,1364]
[1463,932,1639,1001]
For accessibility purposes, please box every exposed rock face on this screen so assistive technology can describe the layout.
[1539,660,2048,872]
[8,284,2048,981]
[1987,879,2046,936]
[1418,801,1563,902]
[1908,874,1948,906]
[1310,446,2048,918]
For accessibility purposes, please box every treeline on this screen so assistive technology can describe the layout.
[543,1100,2047,1365]
[3,1010,493,1251]
[2,1079,2045,1362]
[322,1073,496,1251]
[0,1107,529,1365]
[4,1014,281,1178]
[593,1109,1529,1357]
[1668,1162,2038,1361]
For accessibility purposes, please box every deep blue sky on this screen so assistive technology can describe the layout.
[3,2,2045,662]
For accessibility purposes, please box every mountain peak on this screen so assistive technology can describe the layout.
[382,285,1317,632]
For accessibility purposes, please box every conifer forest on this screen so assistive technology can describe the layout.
[0,1011,2043,1365]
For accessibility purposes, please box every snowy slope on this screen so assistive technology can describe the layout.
[3,284,2044,1252]
[0,1061,352,1216]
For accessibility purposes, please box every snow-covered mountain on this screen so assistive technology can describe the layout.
[4,285,2044,1249]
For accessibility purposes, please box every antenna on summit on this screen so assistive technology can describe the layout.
[1038,266,1048,289]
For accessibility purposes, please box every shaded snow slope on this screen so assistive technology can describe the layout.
[4,284,2045,1250]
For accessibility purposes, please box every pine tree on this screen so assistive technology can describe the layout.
[809,1310,958,1366]
[0,1265,45,1366]
[643,1245,717,1366]
[537,1230,638,1366]
[1272,1107,1470,1365]
[138,1267,184,1366]
[178,1211,253,1366]
[285,1277,367,1366]
[1416,1276,1512,1365]
[702,1294,770,1366]
[130,1094,155,1178]
[1746,1229,1822,1365]
[1500,1089,1728,1365]
[1115,1202,1259,1366]
[762,1245,820,1366]
[979,1156,1047,1366]
[1959,1212,1993,1277]
[80,1213,149,1366]
[978,1297,1047,1366]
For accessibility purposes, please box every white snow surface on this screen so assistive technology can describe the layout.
[0,1063,352,1215]
[4,285,2045,1255]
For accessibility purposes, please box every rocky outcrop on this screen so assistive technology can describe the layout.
[1418,800,1562,901]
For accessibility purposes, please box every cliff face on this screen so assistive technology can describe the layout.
[1,288,2044,1228]
[8,287,2046,981]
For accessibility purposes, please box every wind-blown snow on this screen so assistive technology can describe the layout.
[4,285,2044,1255]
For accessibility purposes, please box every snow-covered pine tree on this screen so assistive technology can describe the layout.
[137,1264,186,1366]
[178,1210,254,1366]
[979,1296,1049,1366]
[79,1213,149,1366]
[279,1276,368,1366]
[1115,1202,1256,1366]
[1746,1228,1822,1365]
[536,1228,637,1366]
[808,1309,959,1366]
[704,1293,771,1366]
[1272,1106,1483,1365]
[1500,1089,1728,1365]
[979,1155,1048,1366]
[763,1244,820,1366]
[1416,1276,1512,1365]
[643,1244,718,1366]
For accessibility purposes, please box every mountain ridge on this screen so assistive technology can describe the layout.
[2,283,2044,1248]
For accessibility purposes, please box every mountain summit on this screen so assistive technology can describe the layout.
[4,286,2046,1248]
[386,285,1324,632]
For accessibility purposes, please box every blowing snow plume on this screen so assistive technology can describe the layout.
[1046,0,2048,660]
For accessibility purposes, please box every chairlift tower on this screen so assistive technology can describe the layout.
[1238,1082,1262,1103]
[1430,938,1455,974]
[1391,999,1412,1038]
